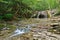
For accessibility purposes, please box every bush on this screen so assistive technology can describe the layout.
[0,16,3,20]
[3,13,14,20]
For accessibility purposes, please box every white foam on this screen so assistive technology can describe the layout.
[10,29,24,37]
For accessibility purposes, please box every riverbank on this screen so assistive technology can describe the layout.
[0,16,60,40]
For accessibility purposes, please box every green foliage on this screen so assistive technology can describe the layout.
[0,0,60,20]
[0,16,3,20]
[3,13,13,20]
[0,0,33,20]
[22,0,59,11]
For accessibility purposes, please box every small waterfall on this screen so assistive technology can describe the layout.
[9,24,33,38]
[9,29,25,37]
[4,24,38,40]
[37,12,40,18]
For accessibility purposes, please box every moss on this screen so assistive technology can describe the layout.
[47,11,51,18]
[0,24,5,31]
[6,25,16,31]
[0,24,16,37]
[0,23,16,33]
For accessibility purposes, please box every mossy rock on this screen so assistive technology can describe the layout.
[0,24,5,31]
[6,25,16,31]
[0,23,16,30]
[0,24,16,37]
[0,23,16,33]
[47,10,52,18]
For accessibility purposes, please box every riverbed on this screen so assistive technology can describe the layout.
[0,18,60,40]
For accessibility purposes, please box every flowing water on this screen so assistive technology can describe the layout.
[2,18,60,40]
[4,23,38,40]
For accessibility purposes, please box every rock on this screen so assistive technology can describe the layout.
[50,23,59,27]
[2,27,10,30]
[20,32,33,40]
[0,33,4,36]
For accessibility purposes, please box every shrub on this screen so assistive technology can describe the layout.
[0,16,3,20]
[3,13,14,20]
